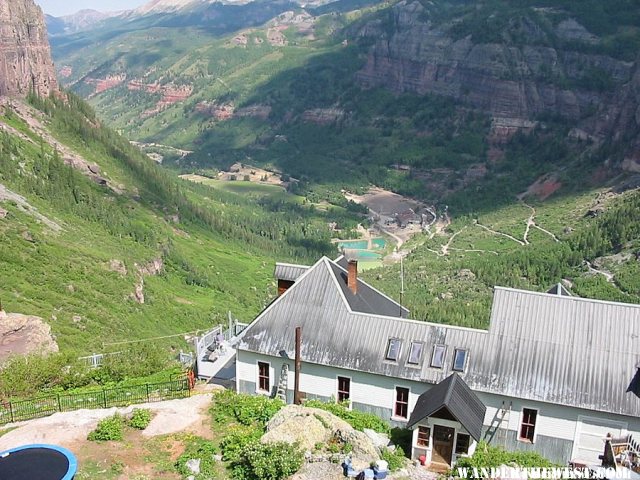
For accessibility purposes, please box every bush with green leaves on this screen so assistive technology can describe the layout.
[87,413,125,441]
[455,441,556,475]
[176,437,217,479]
[304,400,390,434]
[231,441,303,480]
[220,425,262,463]
[128,408,152,430]
[380,446,407,471]
[212,390,283,427]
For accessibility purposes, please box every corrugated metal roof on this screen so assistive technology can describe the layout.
[274,262,309,282]
[238,257,640,417]
[407,373,486,441]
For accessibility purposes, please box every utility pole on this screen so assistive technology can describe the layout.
[294,327,302,405]
[399,254,405,317]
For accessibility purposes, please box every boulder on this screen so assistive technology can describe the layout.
[263,405,381,468]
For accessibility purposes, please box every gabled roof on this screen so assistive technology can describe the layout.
[407,373,486,441]
[546,282,572,296]
[329,259,409,317]
[274,262,309,282]
[239,257,640,418]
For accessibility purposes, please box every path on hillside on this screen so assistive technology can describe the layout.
[585,260,615,283]
[474,219,526,246]
[522,202,560,243]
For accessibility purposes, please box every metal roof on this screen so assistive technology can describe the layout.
[238,257,640,417]
[274,262,309,282]
[407,373,486,441]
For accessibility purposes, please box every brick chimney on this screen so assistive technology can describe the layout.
[347,259,358,295]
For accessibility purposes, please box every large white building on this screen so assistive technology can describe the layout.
[234,256,640,468]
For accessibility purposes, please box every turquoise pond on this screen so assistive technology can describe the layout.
[336,238,386,250]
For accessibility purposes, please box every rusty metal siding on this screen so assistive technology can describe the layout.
[239,257,640,418]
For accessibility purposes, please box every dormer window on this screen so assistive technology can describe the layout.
[386,338,402,361]
[453,349,468,372]
[431,344,446,368]
[407,341,424,365]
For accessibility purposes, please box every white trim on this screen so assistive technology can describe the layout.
[517,406,539,444]
[391,385,410,422]
[336,374,352,409]
[256,359,271,395]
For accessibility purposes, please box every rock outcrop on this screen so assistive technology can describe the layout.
[0,311,59,362]
[0,0,58,97]
[355,1,640,161]
[262,405,382,469]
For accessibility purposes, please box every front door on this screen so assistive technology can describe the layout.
[432,425,455,465]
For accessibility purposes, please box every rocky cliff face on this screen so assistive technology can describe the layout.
[0,0,58,97]
[355,1,640,162]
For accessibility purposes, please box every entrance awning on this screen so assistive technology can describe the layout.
[407,373,486,441]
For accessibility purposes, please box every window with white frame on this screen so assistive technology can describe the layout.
[519,408,537,442]
[258,361,270,392]
[337,376,351,404]
[431,344,446,368]
[417,426,431,447]
[394,386,409,419]
[407,341,424,365]
[386,338,402,361]
[455,433,471,455]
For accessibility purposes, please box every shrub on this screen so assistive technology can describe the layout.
[304,400,390,433]
[380,446,407,471]
[455,441,556,476]
[232,442,304,480]
[220,425,262,463]
[212,391,283,427]
[176,437,217,479]
[88,413,125,441]
[128,408,152,430]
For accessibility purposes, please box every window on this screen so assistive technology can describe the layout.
[519,408,537,442]
[455,433,471,455]
[417,426,431,447]
[453,349,468,372]
[337,376,351,404]
[408,341,424,365]
[394,387,410,419]
[386,338,402,361]
[258,362,270,392]
[431,345,446,368]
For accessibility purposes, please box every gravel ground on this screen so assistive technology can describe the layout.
[0,393,213,451]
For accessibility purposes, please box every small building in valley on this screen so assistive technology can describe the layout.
[235,256,640,469]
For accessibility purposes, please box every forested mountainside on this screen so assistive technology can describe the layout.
[52,0,640,208]
[9,0,639,335]
[1,0,344,356]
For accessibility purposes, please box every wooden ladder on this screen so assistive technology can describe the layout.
[499,400,512,447]
[276,363,289,402]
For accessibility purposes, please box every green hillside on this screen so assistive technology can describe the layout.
[47,0,640,329]
[0,93,345,353]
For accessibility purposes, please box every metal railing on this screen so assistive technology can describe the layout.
[0,378,190,426]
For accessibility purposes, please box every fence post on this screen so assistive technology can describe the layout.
[57,394,62,413]
[146,384,150,403]
[9,402,14,423]
[102,390,107,408]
